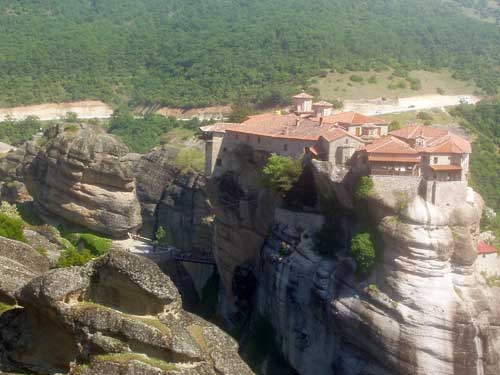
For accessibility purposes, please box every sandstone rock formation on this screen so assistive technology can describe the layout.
[0,236,50,305]
[209,152,500,374]
[24,124,142,237]
[0,249,253,375]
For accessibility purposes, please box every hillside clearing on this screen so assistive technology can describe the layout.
[312,69,478,102]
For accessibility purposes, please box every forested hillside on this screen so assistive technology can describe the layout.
[451,101,500,210]
[0,0,499,108]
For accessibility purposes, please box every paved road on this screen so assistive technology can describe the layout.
[342,94,481,116]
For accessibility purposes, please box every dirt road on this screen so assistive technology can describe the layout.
[342,94,481,116]
[0,100,113,121]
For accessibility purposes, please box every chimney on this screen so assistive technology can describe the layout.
[319,117,324,127]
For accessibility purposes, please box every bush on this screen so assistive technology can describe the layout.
[173,147,205,173]
[78,233,112,256]
[0,212,26,242]
[350,232,376,278]
[36,246,48,257]
[57,247,93,268]
[350,75,364,83]
[367,75,378,84]
[331,99,344,109]
[407,77,422,91]
[355,176,374,201]
[0,201,21,220]
[262,154,303,195]
[388,80,407,90]
[437,87,445,95]
[417,111,433,125]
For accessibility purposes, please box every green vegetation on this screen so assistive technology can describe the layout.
[381,109,457,127]
[350,75,364,83]
[355,176,374,201]
[0,116,44,146]
[154,226,169,247]
[0,302,16,315]
[350,232,377,278]
[173,148,205,174]
[262,154,303,195]
[107,109,204,153]
[0,1,498,108]
[314,69,477,102]
[417,111,434,125]
[56,230,112,268]
[481,212,500,251]
[0,212,26,242]
[450,100,500,210]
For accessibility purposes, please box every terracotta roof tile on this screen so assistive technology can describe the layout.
[315,112,389,126]
[390,124,447,140]
[365,136,419,155]
[226,112,364,143]
[368,155,421,163]
[477,241,497,255]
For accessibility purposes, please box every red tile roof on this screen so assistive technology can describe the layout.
[477,241,497,255]
[424,133,472,154]
[315,112,389,127]
[390,124,448,140]
[226,112,364,143]
[390,124,472,154]
[365,136,419,155]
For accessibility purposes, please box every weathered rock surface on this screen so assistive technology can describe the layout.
[0,249,253,375]
[24,124,142,237]
[0,237,50,305]
[210,151,500,374]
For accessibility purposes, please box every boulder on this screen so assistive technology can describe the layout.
[0,249,253,375]
[0,236,50,305]
[25,124,142,237]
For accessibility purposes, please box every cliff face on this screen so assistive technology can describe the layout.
[210,152,500,374]
[25,124,143,237]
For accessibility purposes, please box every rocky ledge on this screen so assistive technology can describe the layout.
[0,248,253,375]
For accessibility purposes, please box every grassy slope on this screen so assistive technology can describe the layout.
[312,69,477,102]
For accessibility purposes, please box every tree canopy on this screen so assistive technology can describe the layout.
[0,0,499,108]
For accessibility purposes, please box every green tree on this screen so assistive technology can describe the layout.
[0,212,26,242]
[262,154,303,195]
[155,226,169,246]
[350,232,376,278]
[355,176,374,201]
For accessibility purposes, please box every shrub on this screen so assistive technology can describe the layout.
[78,233,112,256]
[65,112,79,123]
[367,75,378,84]
[350,232,376,278]
[0,212,26,242]
[57,247,94,268]
[173,147,205,173]
[417,111,433,125]
[350,75,363,83]
[355,176,374,201]
[262,154,303,195]
[394,190,411,216]
[407,77,422,91]
[331,99,343,109]
[0,201,21,220]
[388,80,407,90]
[155,226,169,246]
[437,87,445,95]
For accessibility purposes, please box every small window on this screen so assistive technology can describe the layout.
[433,157,438,164]
[246,135,250,142]
[257,137,261,144]
[284,144,288,151]
[223,147,227,152]
[345,139,349,144]
[216,158,222,166]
